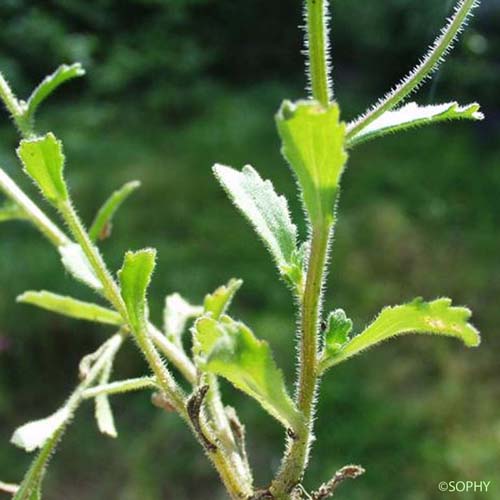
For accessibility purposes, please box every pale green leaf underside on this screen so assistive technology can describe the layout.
[203,278,242,320]
[213,164,300,281]
[26,63,85,122]
[11,407,70,452]
[118,249,156,332]
[58,243,103,290]
[164,292,202,344]
[17,290,122,325]
[17,133,68,204]
[276,100,347,225]
[95,357,117,438]
[347,101,484,148]
[195,315,302,431]
[89,180,140,242]
[320,298,480,372]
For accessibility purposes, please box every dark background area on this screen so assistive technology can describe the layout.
[0,0,499,498]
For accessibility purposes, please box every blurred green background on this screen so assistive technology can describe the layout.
[0,0,499,498]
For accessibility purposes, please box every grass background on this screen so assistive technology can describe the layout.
[0,1,499,498]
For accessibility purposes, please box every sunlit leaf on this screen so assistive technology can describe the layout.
[58,243,103,290]
[118,249,156,332]
[17,290,122,325]
[26,63,85,122]
[276,100,347,226]
[194,315,302,431]
[320,298,480,372]
[89,180,141,242]
[203,278,242,320]
[17,133,68,205]
[347,102,484,148]
[11,407,70,452]
[213,164,302,286]
[163,293,202,344]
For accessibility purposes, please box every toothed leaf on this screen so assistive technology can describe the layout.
[17,290,122,325]
[89,180,141,242]
[26,63,85,122]
[59,243,102,290]
[194,315,302,431]
[118,249,156,333]
[276,100,347,226]
[324,309,353,354]
[348,102,484,148]
[203,278,242,319]
[213,164,302,285]
[17,133,68,205]
[320,298,480,372]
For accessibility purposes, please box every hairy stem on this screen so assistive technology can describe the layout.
[347,0,479,139]
[272,224,331,497]
[0,168,70,247]
[13,334,123,500]
[0,72,32,137]
[306,0,332,107]
[58,200,128,316]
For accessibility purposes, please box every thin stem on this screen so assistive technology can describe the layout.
[347,0,479,139]
[271,224,331,497]
[206,375,254,488]
[82,376,157,399]
[306,0,332,107]
[0,71,32,137]
[58,200,127,317]
[14,334,123,500]
[0,168,70,247]
[149,323,197,384]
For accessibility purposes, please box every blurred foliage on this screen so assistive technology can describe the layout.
[0,0,499,499]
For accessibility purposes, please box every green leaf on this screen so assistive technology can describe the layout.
[58,243,103,290]
[324,309,353,355]
[89,180,141,242]
[118,249,156,333]
[11,407,70,452]
[194,315,302,431]
[347,102,484,148]
[17,290,122,326]
[320,298,480,372]
[0,200,26,222]
[163,293,202,344]
[203,278,242,320]
[276,100,347,226]
[26,63,85,122]
[17,133,68,205]
[213,164,302,285]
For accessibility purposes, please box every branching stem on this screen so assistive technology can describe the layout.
[347,0,479,139]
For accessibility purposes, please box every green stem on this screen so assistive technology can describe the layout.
[0,71,32,137]
[272,224,331,497]
[306,0,332,107]
[82,376,157,399]
[58,200,127,316]
[346,0,479,139]
[148,323,197,384]
[14,334,123,500]
[0,168,70,247]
